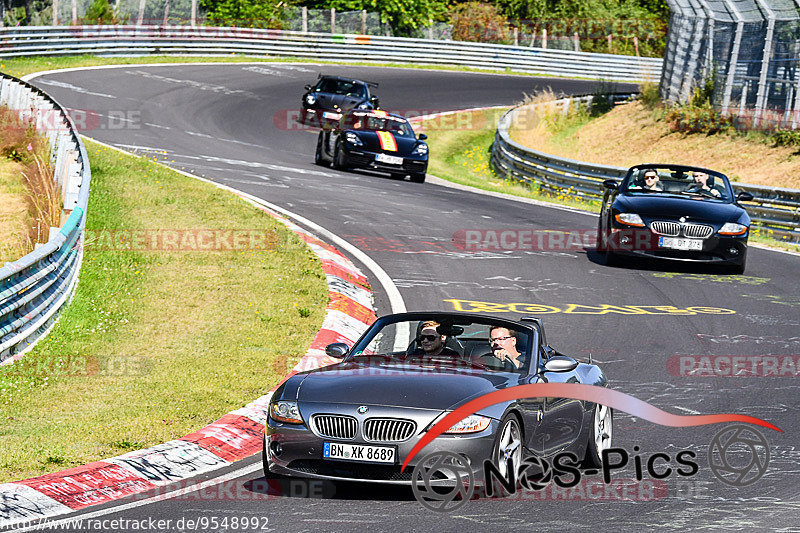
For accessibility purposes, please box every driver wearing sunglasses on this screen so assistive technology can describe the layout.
[487,326,522,369]
[410,320,458,356]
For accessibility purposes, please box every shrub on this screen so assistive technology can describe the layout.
[639,81,661,109]
[450,2,509,44]
[82,0,124,24]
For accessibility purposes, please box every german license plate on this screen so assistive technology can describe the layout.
[323,442,395,463]
[659,237,703,250]
[322,111,341,120]
[375,153,403,165]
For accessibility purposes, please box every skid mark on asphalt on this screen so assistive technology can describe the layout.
[35,79,117,98]
[393,278,591,293]
[130,71,262,99]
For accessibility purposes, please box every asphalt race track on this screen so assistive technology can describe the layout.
[18,63,800,531]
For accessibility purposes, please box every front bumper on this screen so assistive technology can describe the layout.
[607,227,747,265]
[343,147,428,175]
[265,415,496,485]
[299,107,342,128]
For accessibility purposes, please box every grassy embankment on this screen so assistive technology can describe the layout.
[0,140,328,483]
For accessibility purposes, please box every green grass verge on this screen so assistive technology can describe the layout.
[423,108,602,213]
[0,140,328,483]
[0,54,594,80]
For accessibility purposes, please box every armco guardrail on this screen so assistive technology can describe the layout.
[491,97,800,243]
[0,73,90,363]
[0,26,662,82]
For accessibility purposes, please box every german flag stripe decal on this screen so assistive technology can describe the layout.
[376,131,398,151]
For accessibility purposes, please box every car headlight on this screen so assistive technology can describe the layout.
[357,102,371,109]
[305,94,316,105]
[444,414,491,434]
[345,132,363,146]
[411,143,428,156]
[614,213,646,227]
[270,401,303,424]
[719,222,748,235]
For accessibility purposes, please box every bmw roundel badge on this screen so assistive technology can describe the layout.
[357,406,369,414]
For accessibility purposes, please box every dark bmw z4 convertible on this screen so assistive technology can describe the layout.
[315,109,429,182]
[263,312,612,487]
[597,164,754,274]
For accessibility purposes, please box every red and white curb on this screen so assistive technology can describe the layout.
[0,203,376,529]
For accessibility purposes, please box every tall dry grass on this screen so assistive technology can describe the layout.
[0,106,62,256]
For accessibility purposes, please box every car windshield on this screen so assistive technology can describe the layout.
[315,78,368,99]
[342,113,415,137]
[623,167,732,202]
[347,316,533,374]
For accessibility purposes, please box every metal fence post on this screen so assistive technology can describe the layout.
[720,15,744,115]
[362,10,367,34]
[137,0,146,25]
[72,0,77,24]
[331,8,335,34]
[752,0,776,129]
[302,7,308,33]
[191,0,196,27]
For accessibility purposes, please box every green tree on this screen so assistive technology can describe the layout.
[201,0,291,28]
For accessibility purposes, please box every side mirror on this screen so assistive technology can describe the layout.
[325,343,350,358]
[304,84,312,91]
[603,179,619,190]
[543,355,578,373]
[418,133,428,140]
[736,191,754,202]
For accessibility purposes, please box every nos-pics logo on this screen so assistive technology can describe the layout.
[411,424,770,512]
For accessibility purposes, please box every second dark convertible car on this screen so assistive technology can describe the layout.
[597,164,754,274]
[263,312,612,486]
[300,75,379,127]
[315,109,429,182]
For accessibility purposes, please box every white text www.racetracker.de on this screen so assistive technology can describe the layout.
[10,515,270,532]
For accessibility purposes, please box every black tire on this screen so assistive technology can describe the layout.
[262,438,270,478]
[583,404,613,469]
[314,133,328,167]
[333,141,349,170]
[603,250,620,267]
[491,414,523,485]
[410,172,426,183]
[726,249,747,275]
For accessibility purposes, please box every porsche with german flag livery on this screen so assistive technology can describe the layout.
[315,109,429,183]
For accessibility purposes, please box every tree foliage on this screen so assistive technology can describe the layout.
[201,0,291,28]
[450,2,509,43]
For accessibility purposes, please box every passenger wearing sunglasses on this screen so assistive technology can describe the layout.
[410,320,458,357]
[630,170,663,192]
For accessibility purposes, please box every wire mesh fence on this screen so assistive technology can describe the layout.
[662,0,800,130]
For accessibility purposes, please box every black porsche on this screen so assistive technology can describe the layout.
[597,164,754,274]
[263,312,611,486]
[300,75,379,127]
[314,109,429,182]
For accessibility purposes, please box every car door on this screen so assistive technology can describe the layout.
[529,350,585,457]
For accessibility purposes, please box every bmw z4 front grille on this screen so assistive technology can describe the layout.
[363,418,416,442]
[311,414,357,440]
[683,224,714,238]
[650,221,714,239]
[650,221,680,236]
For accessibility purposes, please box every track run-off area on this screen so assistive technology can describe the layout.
[8,63,800,531]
